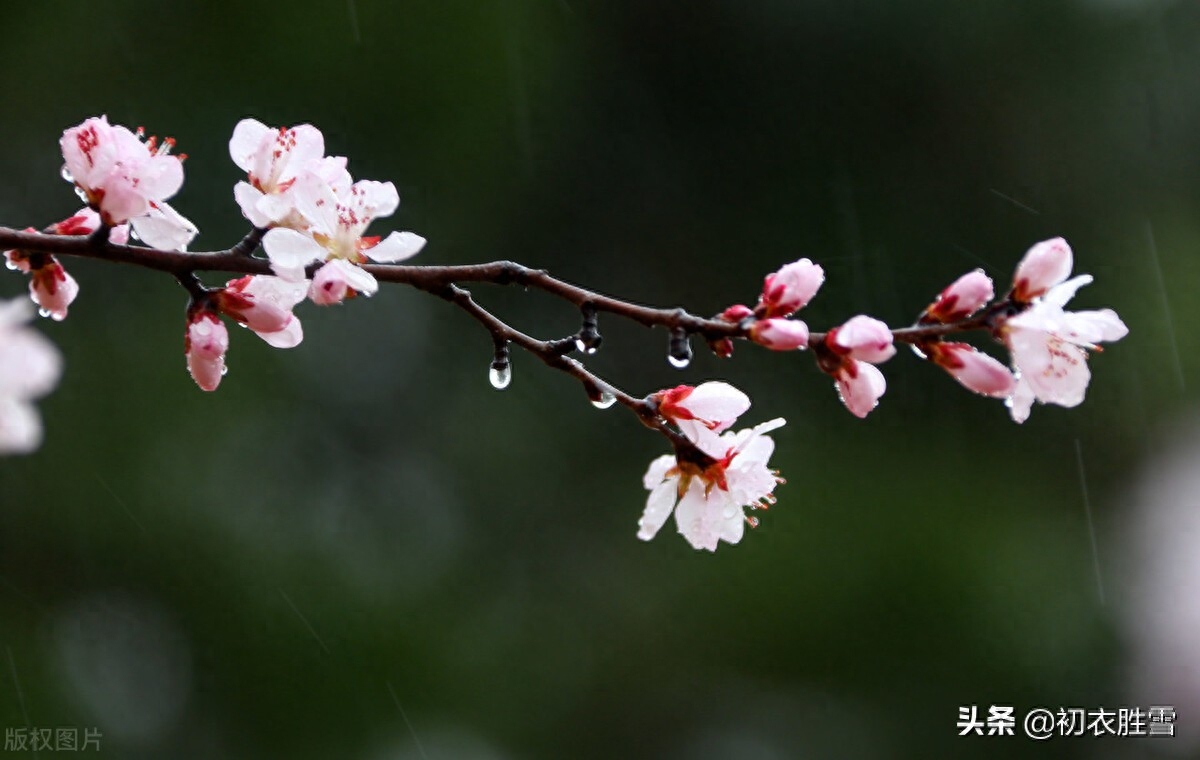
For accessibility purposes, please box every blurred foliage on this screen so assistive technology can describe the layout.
[1,0,1198,757]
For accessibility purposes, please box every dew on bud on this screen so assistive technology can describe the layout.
[591,391,616,409]
[73,187,88,203]
[60,166,74,183]
[489,364,512,390]
[746,516,760,528]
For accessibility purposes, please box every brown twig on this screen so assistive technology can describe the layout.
[0,224,1004,456]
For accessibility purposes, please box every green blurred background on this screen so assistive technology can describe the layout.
[1,1,1198,757]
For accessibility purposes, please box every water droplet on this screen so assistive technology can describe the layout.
[129,228,141,242]
[489,365,511,390]
[909,344,927,360]
[746,516,760,528]
[60,166,74,183]
[74,187,88,203]
[590,391,616,409]
[37,308,51,319]
[220,365,229,376]
[575,338,586,353]
[668,329,692,368]
[5,261,17,271]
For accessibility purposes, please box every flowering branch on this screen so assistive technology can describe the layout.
[0,115,1130,553]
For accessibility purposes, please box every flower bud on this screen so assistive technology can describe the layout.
[925,269,993,323]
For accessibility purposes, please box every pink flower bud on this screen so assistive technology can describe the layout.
[749,318,809,351]
[29,261,79,322]
[308,259,378,305]
[52,208,131,244]
[929,342,1015,398]
[709,337,735,358]
[720,304,753,322]
[827,315,895,364]
[925,269,993,323]
[1012,237,1072,303]
[185,312,229,392]
[834,361,886,419]
[758,258,824,317]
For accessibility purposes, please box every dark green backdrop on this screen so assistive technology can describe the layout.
[1,1,1196,758]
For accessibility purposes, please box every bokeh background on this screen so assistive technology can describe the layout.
[1,1,1199,757]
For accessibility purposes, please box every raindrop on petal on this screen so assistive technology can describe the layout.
[489,365,512,390]
[60,166,74,183]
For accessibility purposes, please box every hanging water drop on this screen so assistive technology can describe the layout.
[489,339,512,390]
[489,364,511,390]
[909,344,927,360]
[590,391,616,409]
[60,166,74,183]
[37,308,51,319]
[576,305,602,354]
[74,187,88,203]
[668,328,692,369]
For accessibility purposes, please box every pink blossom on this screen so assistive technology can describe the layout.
[229,119,350,229]
[60,116,185,226]
[215,275,307,348]
[927,342,1015,398]
[749,317,809,351]
[261,173,426,292]
[925,269,994,323]
[1003,274,1128,423]
[1012,237,1072,303]
[822,315,896,418]
[639,418,785,551]
[0,298,63,454]
[184,312,229,392]
[757,258,824,318]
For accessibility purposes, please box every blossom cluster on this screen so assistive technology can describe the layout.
[0,113,1130,553]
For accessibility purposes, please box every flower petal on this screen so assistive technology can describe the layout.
[366,231,426,263]
[262,228,326,281]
